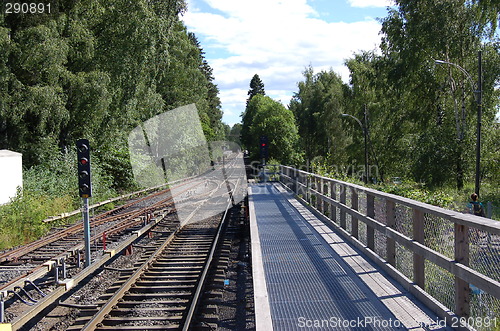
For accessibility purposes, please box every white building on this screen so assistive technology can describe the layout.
[0,150,23,205]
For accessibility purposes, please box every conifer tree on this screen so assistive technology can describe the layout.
[246,74,265,105]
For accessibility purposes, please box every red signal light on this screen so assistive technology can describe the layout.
[261,143,266,147]
[80,158,89,166]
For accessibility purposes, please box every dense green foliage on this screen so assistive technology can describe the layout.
[290,0,499,195]
[0,149,115,249]
[241,74,266,150]
[243,94,302,164]
[0,0,224,186]
[0,0,226,247]
[289,67,350,167]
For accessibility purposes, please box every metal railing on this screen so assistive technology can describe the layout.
[279,165,500,330]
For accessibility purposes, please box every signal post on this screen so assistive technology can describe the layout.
[76,139,92,267]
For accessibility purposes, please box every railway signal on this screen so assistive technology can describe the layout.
[76,139,92,267]
[76,139,92,198]
[260,135,268,165]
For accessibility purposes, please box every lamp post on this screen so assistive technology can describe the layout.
[342,107,368,184]
[435,50,482,196]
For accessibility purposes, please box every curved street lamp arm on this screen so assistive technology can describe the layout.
[341,113,363,130]
[434,59,479,101]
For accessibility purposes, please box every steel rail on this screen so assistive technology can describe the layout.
[182,179,239,330]
[7,210,172,331]
[2,155,245,329]
[41,176,199,224]
[79,170,241,330]
[0,179,206,309]
[0,177,203,263]
[78,228,180,330]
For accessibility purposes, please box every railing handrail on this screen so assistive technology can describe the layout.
[279,165,500,328]
[280,165,500,234]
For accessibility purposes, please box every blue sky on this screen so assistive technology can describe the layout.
[182,0,396,126]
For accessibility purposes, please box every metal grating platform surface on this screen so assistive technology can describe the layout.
[249,183,449,331]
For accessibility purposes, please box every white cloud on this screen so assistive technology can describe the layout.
[183,0,384,125]
[347,0,394,8]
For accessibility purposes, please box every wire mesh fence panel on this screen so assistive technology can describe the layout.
[469,230,500,283]
[345,188,352,234]
[359,218,368,246]
[374,195,387,225]
[395,242,413,280]
[330,183,341,226]
[394,204,413,238]
[469,227,500,327]
[358,191,367,216]
[470,292,500,330]
[310,194,316,208]
[374,230,387,260]
[374,196,387,259]
[425,261,455,313]
[473,294,500,330]
[424,213,454,259]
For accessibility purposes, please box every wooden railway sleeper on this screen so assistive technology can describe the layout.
[58,301,99,309]
[131,244,157,249]
[103,266,135,273]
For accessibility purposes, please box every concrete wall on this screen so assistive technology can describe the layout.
[0,150,23,205]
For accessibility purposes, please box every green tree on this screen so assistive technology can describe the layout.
[247,74,265,105]
[0,0,225,190]
[245,95,302,164]
[290,67,348,166]
[241,74,266,149]
[375,0,499,188]
[188,32,224,139]
[228,123,242,146]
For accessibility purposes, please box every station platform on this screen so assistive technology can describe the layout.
[249,183,451,330]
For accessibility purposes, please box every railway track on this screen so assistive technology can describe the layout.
[9,194,238,331]
[0,175,222,300]
[67,214,226,330]
[0,154,247,330]
[0,180,196,265]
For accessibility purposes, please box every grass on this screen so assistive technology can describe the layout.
[0,190,75,250]
[0,151,119,250]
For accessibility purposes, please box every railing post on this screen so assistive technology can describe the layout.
[454,223,470,318]
[413,208,425,289]
[312,175,317,207]
[297,169,301,196]
[323,179,329,216]
[293,168,298,195]
[330,182,336,224]
[286,166,290,188]
[313,176,318,209]
[278,165,283,185]
[386,199,396,266]
[340,185,347,230]
[351,187,359,239]
[301,172,306,198]
[318,177,324,213]
[282,165,286,186]
[367,193,375,251]
[306,174,310,203]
